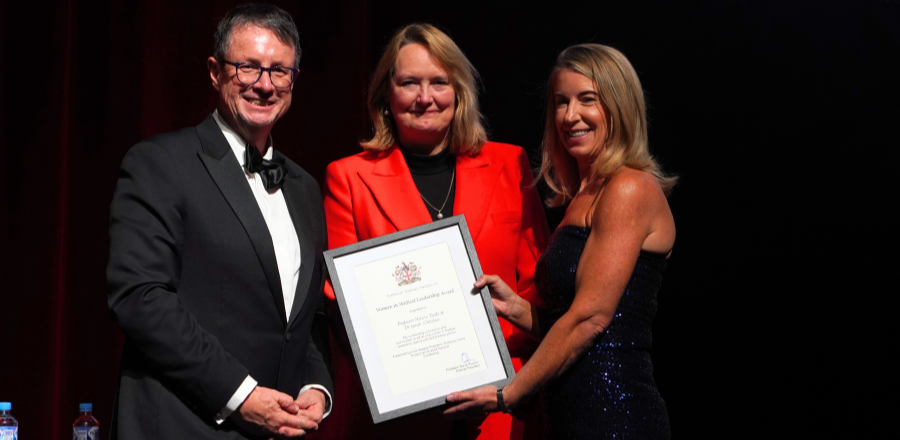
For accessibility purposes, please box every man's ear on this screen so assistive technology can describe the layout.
[208,57,221,91]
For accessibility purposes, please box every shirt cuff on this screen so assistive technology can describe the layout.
[215,375,258,424]
[298,384,333,420]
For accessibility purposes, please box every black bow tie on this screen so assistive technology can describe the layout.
[244,144,287,191]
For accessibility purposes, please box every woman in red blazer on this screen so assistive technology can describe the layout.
[315,24,549,440]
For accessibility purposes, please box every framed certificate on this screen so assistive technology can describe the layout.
[324,215,515,423]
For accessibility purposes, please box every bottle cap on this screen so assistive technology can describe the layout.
[79,403,92,411]
[0,402,9,410]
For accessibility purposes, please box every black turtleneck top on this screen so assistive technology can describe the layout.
[399,145,456,222]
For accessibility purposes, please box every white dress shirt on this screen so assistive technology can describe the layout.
[212,111,332,422]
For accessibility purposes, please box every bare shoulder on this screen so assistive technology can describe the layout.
[598,168,666,209]
[594,167,675,254]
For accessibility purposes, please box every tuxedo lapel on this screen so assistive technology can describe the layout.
[281,173,317,327]
[358,147,432,231]
[454,152,504,241]
[195,116,288,327]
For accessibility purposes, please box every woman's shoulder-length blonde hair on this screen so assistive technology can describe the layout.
[538,43,677,206]
[360,23,487,155]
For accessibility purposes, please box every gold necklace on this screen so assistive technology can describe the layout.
[419,169,455,219]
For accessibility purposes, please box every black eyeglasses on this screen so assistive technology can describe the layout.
[222,60,298,88]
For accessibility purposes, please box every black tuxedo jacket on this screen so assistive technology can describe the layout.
[107,114,333,439]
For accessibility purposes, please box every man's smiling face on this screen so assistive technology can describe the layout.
[209,24,295,144]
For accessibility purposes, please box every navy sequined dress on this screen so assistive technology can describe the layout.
[535,225,671,439]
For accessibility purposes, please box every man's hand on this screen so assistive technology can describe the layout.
[233,386,318,437]
[293,388,327,424]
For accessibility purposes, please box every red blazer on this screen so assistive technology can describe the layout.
[316,142,549,440]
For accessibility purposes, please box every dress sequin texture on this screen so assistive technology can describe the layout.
[536,225,671,439]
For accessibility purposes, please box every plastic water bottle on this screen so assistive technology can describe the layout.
[0,402,17,440]
[72,403,99,440]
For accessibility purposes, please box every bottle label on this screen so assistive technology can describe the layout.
[73,426,99,440]
[0,426,17,440]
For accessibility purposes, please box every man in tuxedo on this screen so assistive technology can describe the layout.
[106,4,332,438]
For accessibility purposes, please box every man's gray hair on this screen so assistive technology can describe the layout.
[213,3,301,68]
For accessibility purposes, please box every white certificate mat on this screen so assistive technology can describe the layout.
[325,215,514,423]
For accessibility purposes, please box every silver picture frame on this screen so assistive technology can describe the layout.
[324,215,515,423]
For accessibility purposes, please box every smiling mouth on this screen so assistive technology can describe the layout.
[408,108,440,115]
[246,98,274,107]
[568,130,589,138]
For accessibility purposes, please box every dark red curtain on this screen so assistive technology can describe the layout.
[2,2,371,438]
[2,1,896,438]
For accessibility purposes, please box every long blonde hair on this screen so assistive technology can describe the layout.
[538,44,677,206]
[361,23,487,154]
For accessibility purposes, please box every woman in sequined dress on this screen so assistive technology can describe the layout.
[445,44,677,439]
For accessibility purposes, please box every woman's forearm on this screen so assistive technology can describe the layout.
[503,310,607,408]
[503,295,543,339]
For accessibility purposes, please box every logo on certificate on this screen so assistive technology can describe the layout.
[393,261,422,286]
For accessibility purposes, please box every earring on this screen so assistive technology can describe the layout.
[383,108,390,116]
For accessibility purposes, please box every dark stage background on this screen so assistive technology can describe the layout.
[2,0,895,438]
